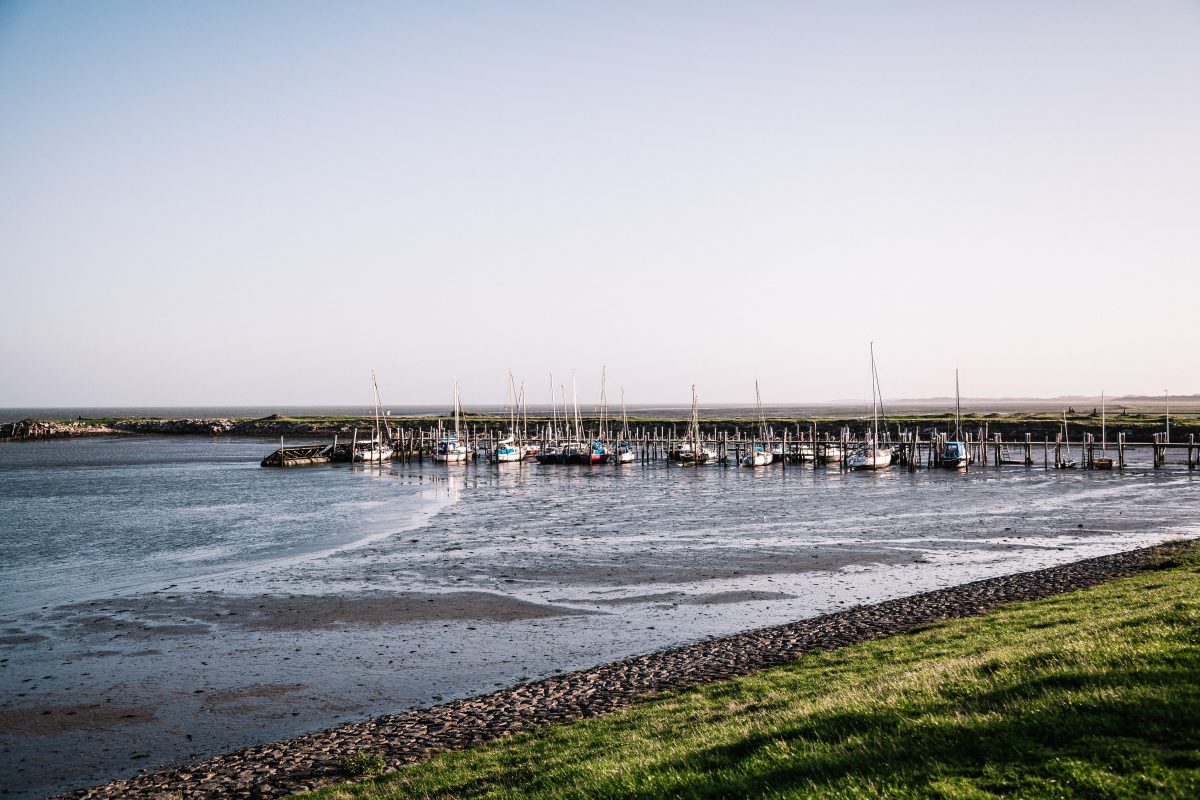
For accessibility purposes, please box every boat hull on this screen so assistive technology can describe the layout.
[848,449,893,470]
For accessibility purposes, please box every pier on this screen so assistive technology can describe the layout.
[260,419,1199,472]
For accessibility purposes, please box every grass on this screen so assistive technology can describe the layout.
[299,543,1200,799]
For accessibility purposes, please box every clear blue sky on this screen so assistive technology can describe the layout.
[2,1,1197,406]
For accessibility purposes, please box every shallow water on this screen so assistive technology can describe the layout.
[0,437,1196,797]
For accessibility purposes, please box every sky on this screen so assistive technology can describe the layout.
[1,1,1197,407]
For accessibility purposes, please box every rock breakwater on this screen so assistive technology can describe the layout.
[55,539,1193,800]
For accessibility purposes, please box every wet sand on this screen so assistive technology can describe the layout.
[2,533,1188,799]
[50,539,1196,799]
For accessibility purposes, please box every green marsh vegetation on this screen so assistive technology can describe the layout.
[302,542,1200,799]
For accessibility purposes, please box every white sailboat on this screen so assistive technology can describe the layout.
[1057,409,1076,469]
[675,386,716,464]
[742,381,774,467]
[848,343,893,470]
[355,370,394,462]
[434,379,470,462]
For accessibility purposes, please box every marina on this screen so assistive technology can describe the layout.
[260,420,1200,472]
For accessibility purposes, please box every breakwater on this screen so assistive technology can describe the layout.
[56,539,1194,800]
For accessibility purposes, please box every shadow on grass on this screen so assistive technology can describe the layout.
[669,664,1200,798]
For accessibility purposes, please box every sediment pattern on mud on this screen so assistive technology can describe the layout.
[57,540,1192,800]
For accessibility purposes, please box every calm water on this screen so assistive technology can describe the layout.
[1,436,1197,797]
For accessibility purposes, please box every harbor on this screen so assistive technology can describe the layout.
[258,412,1200,472]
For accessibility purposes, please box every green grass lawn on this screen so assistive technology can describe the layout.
[302,545,1200,799]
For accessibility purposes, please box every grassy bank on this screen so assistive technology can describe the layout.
[303,543,1200,799]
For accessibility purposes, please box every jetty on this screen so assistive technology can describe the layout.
[259,420,1199,472]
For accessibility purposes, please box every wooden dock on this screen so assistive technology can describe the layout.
[260,444,333,467]
[260,422,1199,472]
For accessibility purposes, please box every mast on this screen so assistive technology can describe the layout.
[519,380,527,443]
[755,380,767,441]
[453,377,460,437]
[599,366,608,442]
[621,386,629,440]
[561,384,570,440]
[870,342,878,451]
[1101,390,1107,454]
[690,385,700,447]
[571,370,581,442]
[1063,408,1070,462]
[1165,389,1170,443]
[506,368,516,437]
[549,372,557,441]
[954,368,962,441]
[371,369,383,448]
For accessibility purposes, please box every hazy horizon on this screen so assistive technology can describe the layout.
[3,1,1197,406]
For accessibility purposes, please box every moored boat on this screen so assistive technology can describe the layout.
[493,436,522,462]
[741,444,773,467]
[848,447,893,470]
[941,440,969,468]
[850,343,893,471]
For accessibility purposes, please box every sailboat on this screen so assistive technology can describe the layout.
[434,379,470,462]
[848,343,894,470]
[615,387,636,464]
[578,367,611,464]
[941,369,969,468]
[354,370,394,462]
[1093,391,1114,469]
[1057,409,1076,469]
[741,381,774,467]
[492,370,523,462]
[673,386,717,464]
